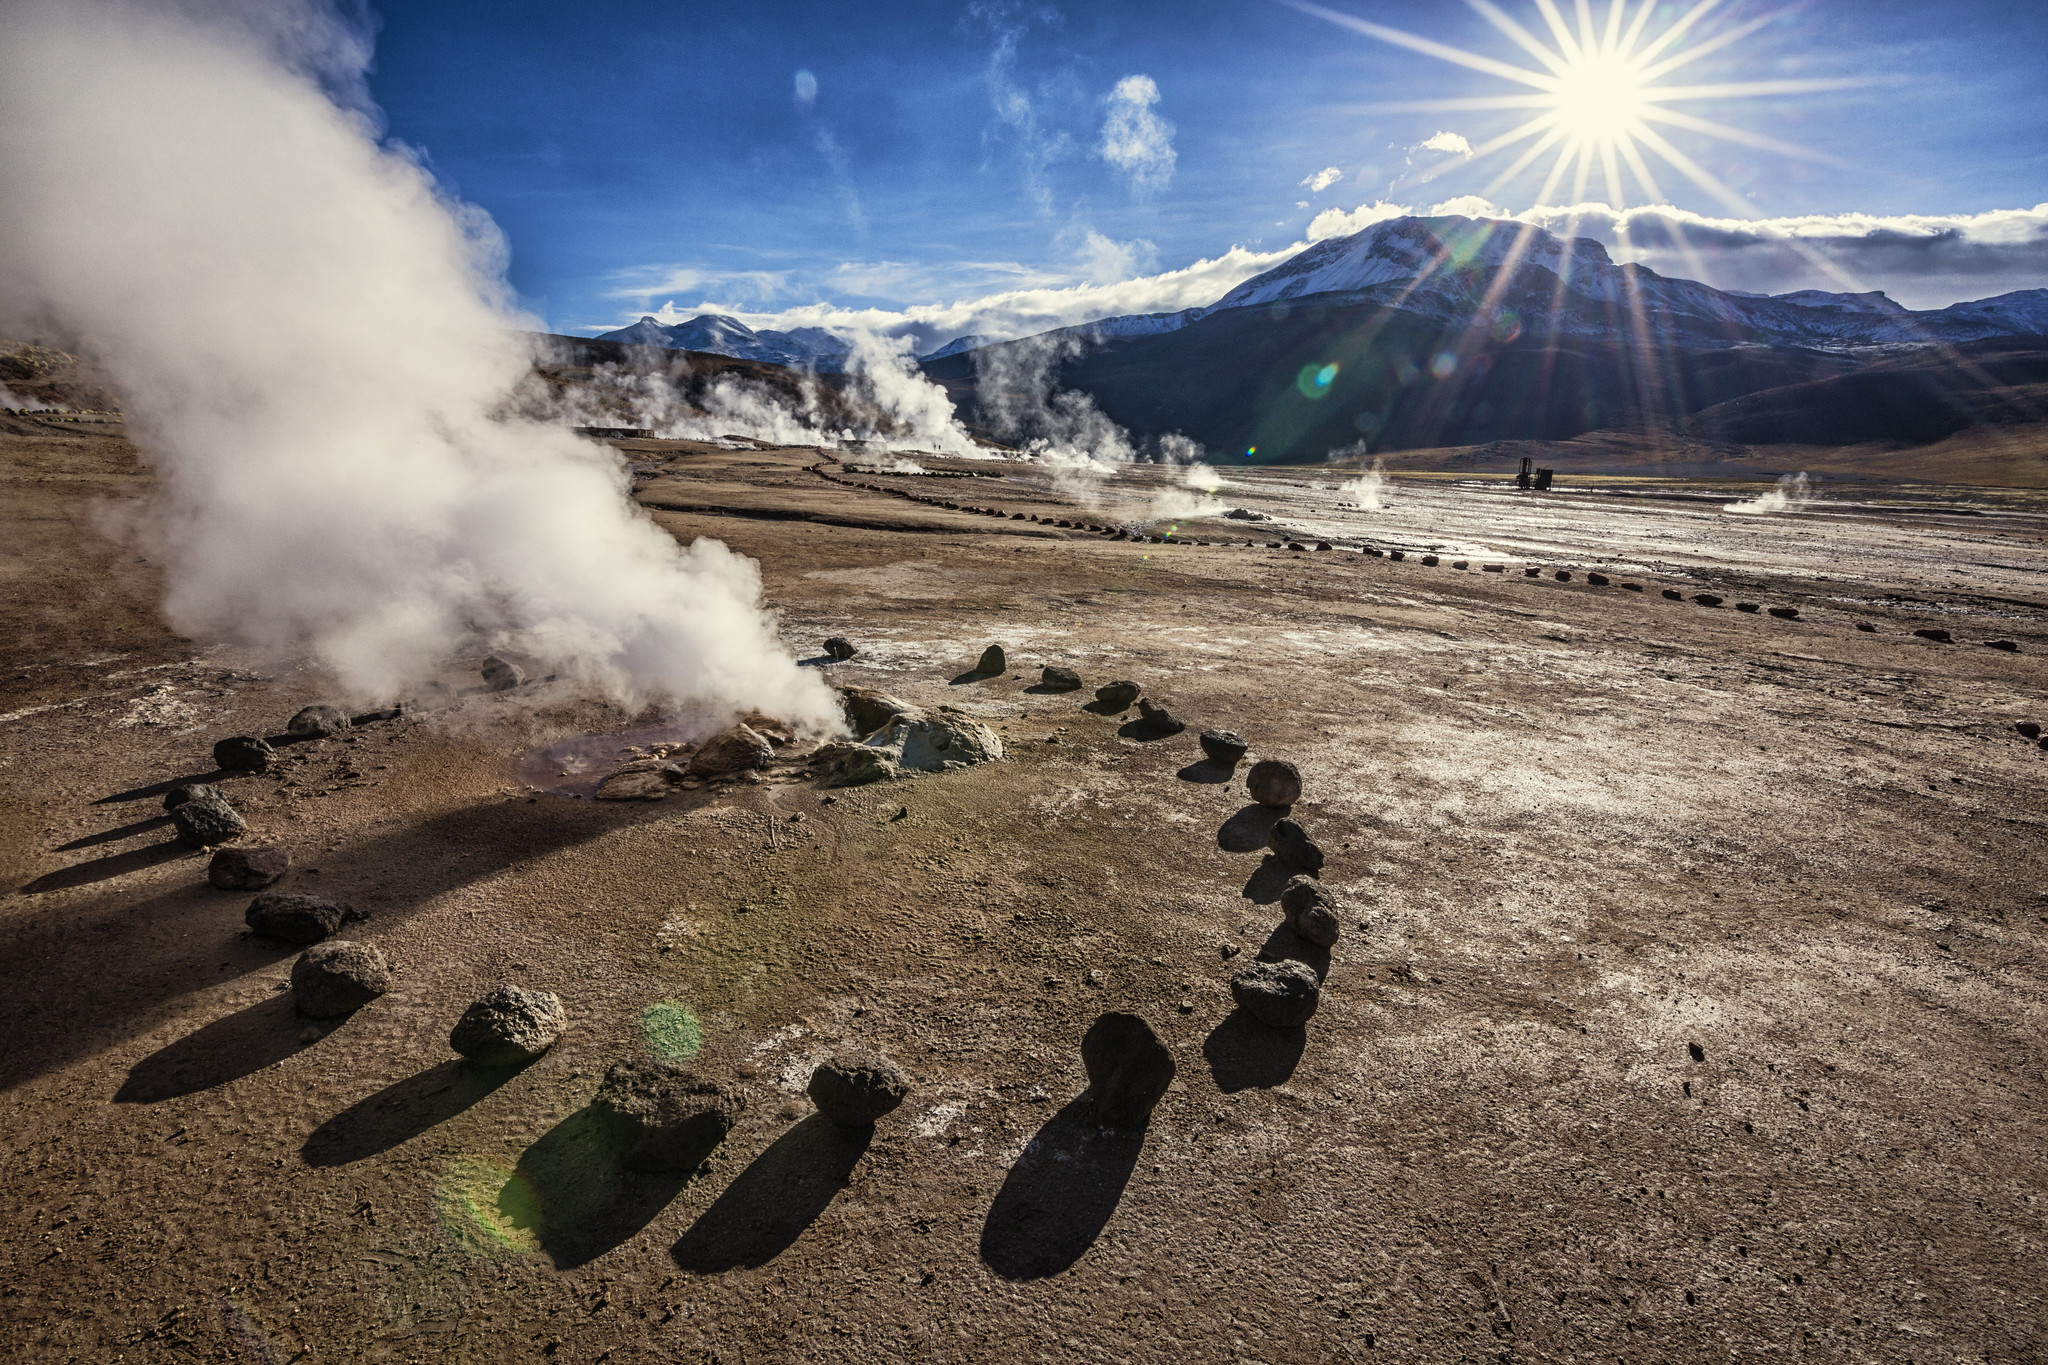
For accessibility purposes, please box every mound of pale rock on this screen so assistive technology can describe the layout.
[818,708,1004,787]
[841,685,918,736]
[287,704,351,739]
[685,723,774,779]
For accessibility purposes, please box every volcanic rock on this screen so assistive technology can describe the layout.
[246,892,356,945]
[1587,572,1609,586]
[291,940,392,1018]
[481,654,524,691]
[591,1059,744,1172]
[1081,1012,1176,1129]
[213,734,275,772]
[1095,680,1141,709]
[975,644,1007,674]
[287,704,351,739]
[1914,627,1953,643]
[173,795,246,847]
[1040,665,1082,691]
[1246,758,1302,807]
[1735,602,1760,613]
[449,985,566,1066]
[1555,570,1573,582]
[1419,554,1438,566]
[1280,874,1342,947]
[841,685,917,736]
[1856,622,1877,632]
[1137,698,1186,735]
[818,707,1005,787]
[2017,722,2042,740]
[823,636,858,661]
[685,723,773,779]
[209,844,290,891]
[1230,959,1321,1028]
[1268,817,1326,872]
[1987,639,2019,652]
[1693,594,1723,607]
[1768,606,1801,620]
[163,781,220,812]
[806,1051,910,1127]
[1662,589,1683,600]
[1200,729,1249,765]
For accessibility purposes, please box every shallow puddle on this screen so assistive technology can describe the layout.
[515,723,699,797]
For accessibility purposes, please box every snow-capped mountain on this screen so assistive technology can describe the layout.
[1029,215,2048,354]
[596,314,853,371]
[917,334,999,362]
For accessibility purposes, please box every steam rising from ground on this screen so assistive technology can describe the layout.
[972,333,1134,499]
[1725,472,1814,515]
[0,0,840,725]
[1338,457,1389,511]
[1147,458,1226,521]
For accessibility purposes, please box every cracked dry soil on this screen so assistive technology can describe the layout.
[2,430,2046,1362]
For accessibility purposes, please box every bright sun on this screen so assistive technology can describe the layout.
[1292,0,1865,214]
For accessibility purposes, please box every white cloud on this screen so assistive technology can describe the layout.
[1099,74,1176,196]
[1072,228,1158,285]
[1306,198,1412,241]
[1301,166,1343,193]
[1427,195,1503,218]
[793,69,816,109]
[1415,130,1473,157]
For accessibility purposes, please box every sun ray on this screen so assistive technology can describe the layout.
[1573,0,1599,55]
[1645,77,1880,102]
[1636,105,1838,163]
[1340,95,1561,113]
[1630,0,1730,69]
[1530,0,1586,63]
[1616,0,1659,58]
[1601,0,1627,54]
[1276,0,1556,88]
[1483,122,1571,198]
[1638,12,1777,83]
[1464,0,1575,76]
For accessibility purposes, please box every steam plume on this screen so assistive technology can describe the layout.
[0,0,839,726]
[1337,456,1389,511]
[1725,472,1814,515]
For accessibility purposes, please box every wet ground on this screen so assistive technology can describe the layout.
[3,430,2046,1363]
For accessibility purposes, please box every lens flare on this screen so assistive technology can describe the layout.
[436,1156,540,1258]
[640,1001,704,1061]
[1296,361,1341,399]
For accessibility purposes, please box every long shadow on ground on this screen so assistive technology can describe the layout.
[509,1106,693,1269]
[979,1094,1145,1281]
[1217,804,1284,853]
[671,1115,871,1273]
[303,1058,527,1166]
[115,992,323,1103]
[1,794,623,1094]
[1203,1009,1308,1093]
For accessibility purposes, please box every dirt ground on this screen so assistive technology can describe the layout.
[3,422,2047,1364]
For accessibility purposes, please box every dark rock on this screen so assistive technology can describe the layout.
[1040,665,1082,691]
[1080,1013,1175,1128]
[976,644,1007,674]
[1693,594,1723,607]
[1137,698,1185,735]
[685,723,773,778]
[1451,560,1468,570]
[1200,729,1249,765]
[841,685,916,735]
[1482,563,1503,572]
[1230,959,1321,1027]
[1735,602,1761,613]
[1555,570,1572,582]
[291,940,392,1018]
[1280,875,1342,947]
[806,1050,910,1127]
[1855,622,1877,632]
[1286,542,1306,552]
[1388,550,1404,561]
[1246,758,1302,808]
[287,704,351,739]
[481,654,524,691]
[449,984,565,1066]
[213,734,275,772]
[163,782,220,812]
[590,1059,744,1172]
[209,844,290,890]
[1987,639,2019,652]
[1524,566,1540,577]
[1662,589,1683,600]
[1268,817,1325,872]
[1315,540,1332,551]
[823,636,858,661]
[172,795,246,847]
[1587,572,1609,586]
[1768,606,1800,620]
[2016,722,2042,739]
[1913,627,1953,643]
[246,892,355,945]
[1621,582,1643,591]
[1095,680,1141,709]
[1419,554,1438,566]
[1366,547,1384,557]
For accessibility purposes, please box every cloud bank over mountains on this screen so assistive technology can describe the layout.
[601,200,2048,356]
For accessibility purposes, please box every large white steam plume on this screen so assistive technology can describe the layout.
[0,0,839,727]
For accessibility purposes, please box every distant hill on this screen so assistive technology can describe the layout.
[594,314,852,371]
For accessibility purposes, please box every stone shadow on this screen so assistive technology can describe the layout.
[1203,1009,1307,1093]
[114,992,321,1104]
[302,1057,527,1167]
[20,840,193,894]
[55,816,173,851]
[979,1094,1145,1281]
[671,1115,871,1273]
[1175,758,1235,785]
[1217,804,1284,854]
[509,1105,691,1270]
[1256,922,1332,982]
[1240,854,1294,905]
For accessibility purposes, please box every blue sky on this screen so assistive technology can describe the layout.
[366,0,2048,343]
